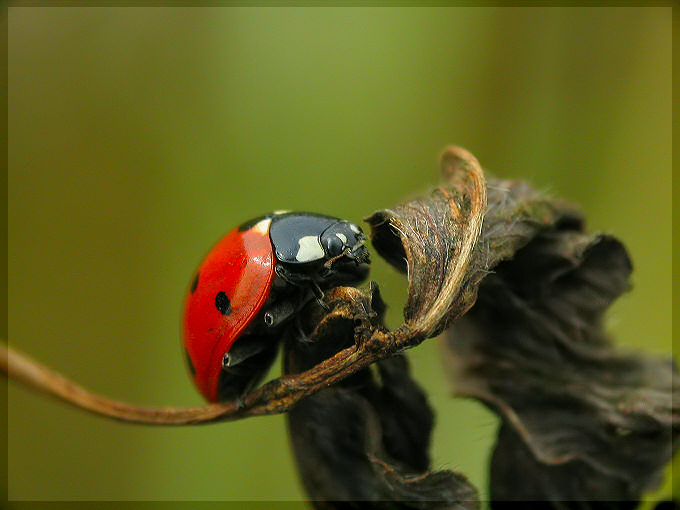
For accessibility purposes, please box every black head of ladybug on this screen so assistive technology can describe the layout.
[268,212,370,290]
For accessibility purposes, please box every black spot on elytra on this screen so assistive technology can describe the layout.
[185,349,196,375]
[190,273,199,294]
[215,291,232,316]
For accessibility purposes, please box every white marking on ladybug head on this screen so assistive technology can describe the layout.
[273,210,290,215]
[335,233,347,244]
[252,218,272,235]
[296,235,324,262]
[350,223,361,234]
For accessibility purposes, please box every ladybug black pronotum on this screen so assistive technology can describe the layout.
[183,211,370,402]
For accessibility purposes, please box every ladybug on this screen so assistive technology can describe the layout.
[183,211,370,403]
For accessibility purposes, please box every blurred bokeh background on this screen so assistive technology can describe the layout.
[7,6,672,505]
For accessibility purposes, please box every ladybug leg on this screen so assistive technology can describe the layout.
[217,334,278,403]
[275,264,328,310]
[274,264,301,285]
[236,395,246,410]
[309,281,329,310]
[292,315,312,344]
[222,335,272,368]
[263,299,297,328]
[222,346,254,369]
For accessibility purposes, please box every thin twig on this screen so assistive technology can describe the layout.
[1,324,410,425]
[2,341,230,424]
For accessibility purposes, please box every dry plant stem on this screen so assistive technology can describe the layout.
[2,341,228,424]
[1,325,412,425]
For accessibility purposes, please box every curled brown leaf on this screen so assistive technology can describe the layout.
[366,146,487,339]
[441,185,679,504]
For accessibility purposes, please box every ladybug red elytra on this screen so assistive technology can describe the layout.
[183,211,370,402]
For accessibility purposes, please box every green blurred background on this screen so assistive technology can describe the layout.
[7,5,672,505]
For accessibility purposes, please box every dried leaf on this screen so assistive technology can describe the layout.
[365,147,583,342]
[366,147,487,339]
[470,177,583,271]
[442,201,679,505]
[286,284,479,508]
[489,423,641,508]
